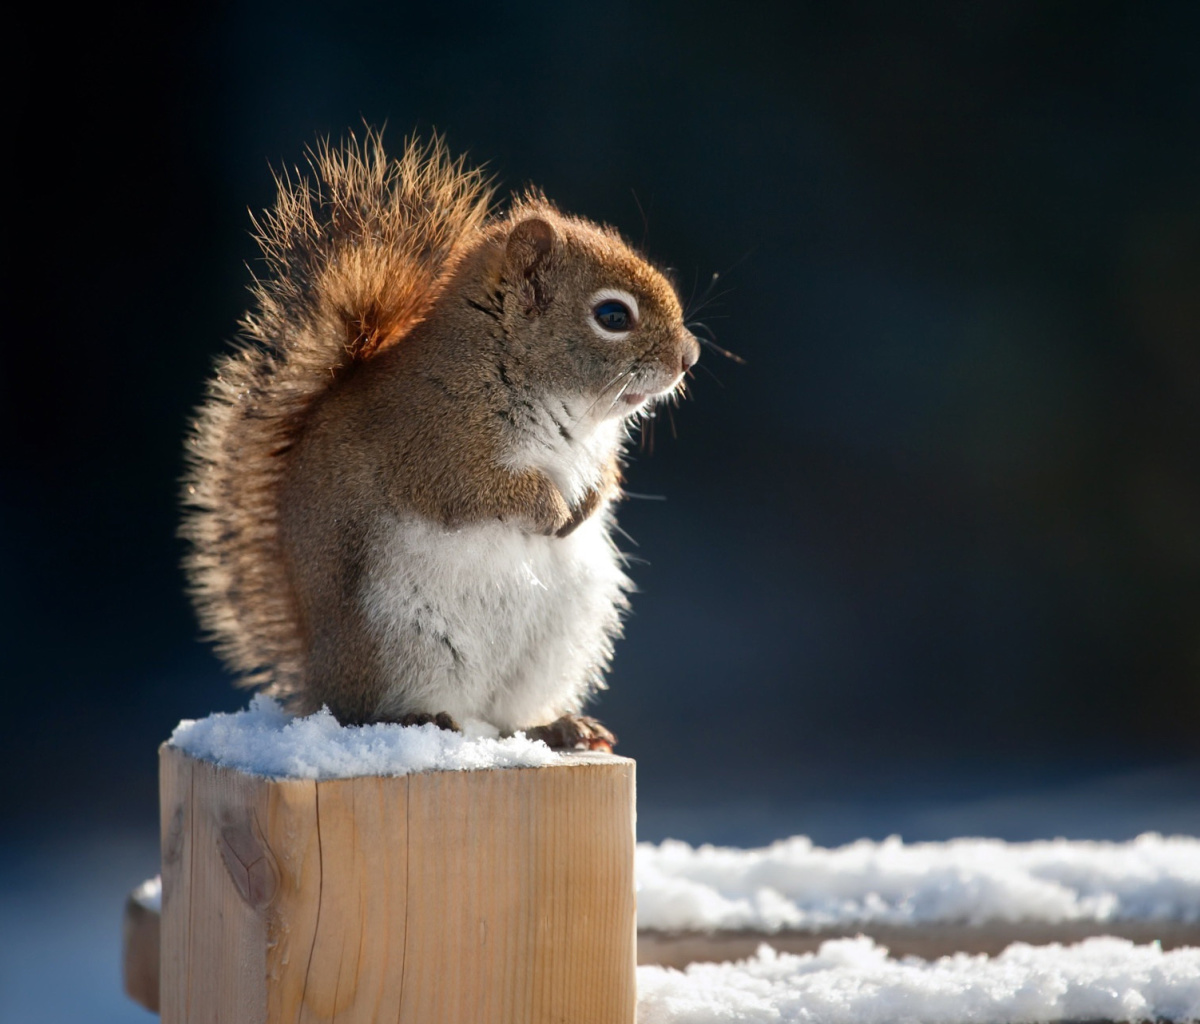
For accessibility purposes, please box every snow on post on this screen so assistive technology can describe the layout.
[156,701,637,1024]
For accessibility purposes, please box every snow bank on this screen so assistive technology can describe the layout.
[637,834,1200,931]
[168,696,560,779]
[635,937,1200,1023]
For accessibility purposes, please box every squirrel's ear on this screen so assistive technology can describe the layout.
[505,217,558,315]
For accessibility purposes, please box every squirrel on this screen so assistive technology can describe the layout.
[181,131,700,749]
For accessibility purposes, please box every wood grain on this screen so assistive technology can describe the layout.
[157,745,636,1024]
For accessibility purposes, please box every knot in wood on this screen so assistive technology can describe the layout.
[217,816,278,909]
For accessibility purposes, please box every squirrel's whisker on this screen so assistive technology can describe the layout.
[573,361,638,427]
[694,362,726,388]
[692,333,746,365]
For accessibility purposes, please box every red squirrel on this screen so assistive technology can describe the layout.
[182,132,699,748]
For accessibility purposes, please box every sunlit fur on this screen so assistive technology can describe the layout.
[182,132,493,693]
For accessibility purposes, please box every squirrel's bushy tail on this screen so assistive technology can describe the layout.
[182,131,492,694]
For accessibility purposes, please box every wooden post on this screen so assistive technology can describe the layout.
[158,743,636,1024]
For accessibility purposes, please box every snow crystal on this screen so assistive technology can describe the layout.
[168,695,560,779]
[636,833,1200,931]
[635,936,1200,1023]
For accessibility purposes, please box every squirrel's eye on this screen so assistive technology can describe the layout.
[593,300,633,333]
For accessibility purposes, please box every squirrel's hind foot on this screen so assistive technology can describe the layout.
[526,715,616,752]
[398,711,462,732]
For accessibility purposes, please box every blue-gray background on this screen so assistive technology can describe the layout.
[4,2,1199,1019]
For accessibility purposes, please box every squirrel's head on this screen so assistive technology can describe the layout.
[461,205,700,427]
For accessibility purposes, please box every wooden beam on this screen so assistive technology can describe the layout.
[156,743,636,1024]
[637,920,1200,968]
[122,879,161,1013]
[128,884,1200,1014]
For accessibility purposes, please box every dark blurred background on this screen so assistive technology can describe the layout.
[3,1,1199,1014]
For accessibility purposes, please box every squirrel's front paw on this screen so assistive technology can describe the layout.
[527,489,574,536]
[555,487,602,538]
[525,714,616,752]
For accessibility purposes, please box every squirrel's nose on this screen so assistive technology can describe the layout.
[680,332,701,375]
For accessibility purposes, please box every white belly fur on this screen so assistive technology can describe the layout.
[361,509,631,732]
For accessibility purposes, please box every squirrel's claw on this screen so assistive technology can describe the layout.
[398,711,462,732]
